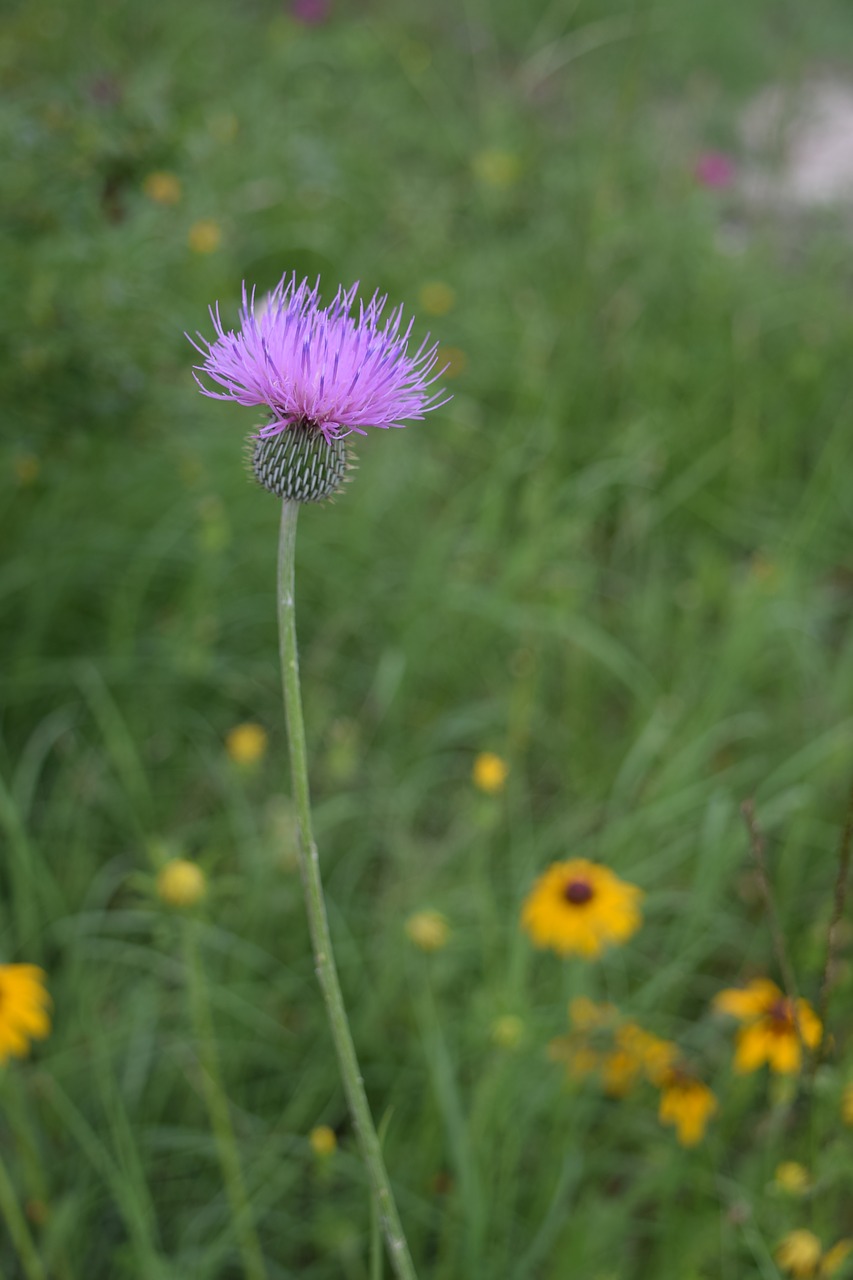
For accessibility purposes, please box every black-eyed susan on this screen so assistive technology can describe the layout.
[714,978,822,1074]
[0,965,51,1063]
[657,1068,718,1147]
[472,752,508,794]
[521,860,642,959]
[775,1231,852,1278]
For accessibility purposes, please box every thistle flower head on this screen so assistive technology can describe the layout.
[190,273,450,501]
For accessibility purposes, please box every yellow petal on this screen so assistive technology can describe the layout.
[714,978,781,1021]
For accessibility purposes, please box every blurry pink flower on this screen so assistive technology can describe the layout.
[694,151,736,189]
[291,0,330,23]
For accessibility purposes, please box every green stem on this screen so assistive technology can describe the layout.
[0,1145,44,1280]
[183,921,267,1280]
[277,499,417,1280]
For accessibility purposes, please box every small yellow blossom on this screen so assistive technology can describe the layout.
[309,1125,337,1157]
[775,1162,811,1195]
[843,1082,853,1126]
[774,1234,853,1278]
[521,859,643,959]
[714,978,822,1074]
[188,219,222,254]
[491,1014,524,1050]
[225,722,268,765]
[472,149,520,188]
[604,1024,678,1095]
[822,1242,853,1277]
[405,910,449,952]
[0,966,51,1063]
[437,346,467,379]
[143,171,182,205]
[418,282,456,316]
[472,752,508,794]
[156,859,206,908]
[14,455,39,486]
[657,1070,717,1147]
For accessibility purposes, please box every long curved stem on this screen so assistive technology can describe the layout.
[276,499,417,1280]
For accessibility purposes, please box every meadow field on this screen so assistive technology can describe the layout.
[3,0,853,1275]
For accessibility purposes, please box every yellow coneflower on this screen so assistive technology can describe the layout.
[521,860,643,959]
[657,1069,718,1147]
[156,859,206,908]
[225,722,268,765]
[0,966,51,1063]
[405,910,449,952]
[714,978,821,1074]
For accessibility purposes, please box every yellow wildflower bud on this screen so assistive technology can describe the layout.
[309,1125,337,1156]
[188,219,222,254]
[143,171,182,205]
[225,722,268,765]
[774,1162,811,1195]
[472,752,508,794]
[405,910,449,952]
[156,859,206,908]
[491,1014,524,1050]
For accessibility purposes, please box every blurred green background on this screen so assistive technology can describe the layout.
[3,0,853,1276]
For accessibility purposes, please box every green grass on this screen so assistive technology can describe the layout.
[3,0,853,1275]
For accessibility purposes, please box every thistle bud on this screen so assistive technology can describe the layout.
[250,424,349,503]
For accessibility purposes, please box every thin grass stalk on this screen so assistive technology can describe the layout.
[276,498,417,1280]
[815,774,853,1061]
[183,921,267,1280]
[0,1148,44,1280]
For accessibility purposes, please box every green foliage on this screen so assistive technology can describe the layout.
[2,0,853,1276]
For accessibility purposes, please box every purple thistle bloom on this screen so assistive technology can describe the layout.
[190,274,450,445]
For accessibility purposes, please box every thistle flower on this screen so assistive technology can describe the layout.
[190,274,449,502]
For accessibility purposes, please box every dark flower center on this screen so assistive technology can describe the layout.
[767,998,794,1031]
[564,879,594,906]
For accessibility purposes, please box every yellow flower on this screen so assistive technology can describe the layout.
[521,860,643,959]
[405,910,449,952]
[776,1231,824,1278]
[309,1125,337,1157]
[568,996,617,1031]
[491,1014,524,1049]
[188,219,222,254]
[225,722,268,765]
[472,752,508,794]
[657,1070,718,1146]
[548,1034,600,1080]
[822,1242,853,1277]
[156,859,206,908]
[472,148,520,188]
[0,966,51,1062]
[842,1082,853,1126]
[143,171,182,205]
[775,1161,811,1195]
[418,282,456,316]
[598,1023,677,1097]
[714,979,822,1074]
